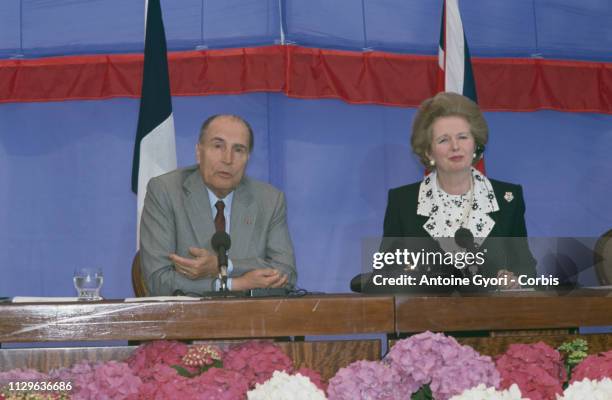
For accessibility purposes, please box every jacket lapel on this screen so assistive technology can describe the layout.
[183,170,215,249]
[230,179,257,259]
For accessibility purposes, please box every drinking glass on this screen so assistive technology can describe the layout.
[73,267,103,301]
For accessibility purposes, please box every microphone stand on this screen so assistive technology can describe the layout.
[217,248,229,292]
[211,231,232,294]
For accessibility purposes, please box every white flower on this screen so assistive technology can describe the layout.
[449,383,526,400]
[557,378,612,400]
[247,370,327,400]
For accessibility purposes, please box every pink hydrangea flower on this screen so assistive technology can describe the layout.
[194,367,249,400]
[126,340,188,380]
[386,331,499,400]
[137,365,248,400]
[328,360,416,400]
[136,363,204,400]
[387,331,462,385]
[223,341,293,388]
[431,346,500,400]
[0,368,49,382]
[496,342,565,400]
[51,361,141,400]
[570,350,612,383]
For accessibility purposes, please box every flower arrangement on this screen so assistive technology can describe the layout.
[386,331,500,400]
[449,383,526,400]
[557,377,612,399]
[2,336,611,400]
[247,370,326,400]
[495,342,566,400]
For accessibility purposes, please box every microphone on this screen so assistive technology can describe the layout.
[454,227,479,279]
[211,232,231,291]
[454,227,475,250]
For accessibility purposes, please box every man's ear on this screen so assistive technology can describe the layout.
[195,143,201,163]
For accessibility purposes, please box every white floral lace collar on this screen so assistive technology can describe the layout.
[416,168,499,247]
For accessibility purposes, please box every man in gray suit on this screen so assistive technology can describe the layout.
[140,114,296,295]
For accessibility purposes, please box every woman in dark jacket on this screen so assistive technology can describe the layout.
[380,92,536,290]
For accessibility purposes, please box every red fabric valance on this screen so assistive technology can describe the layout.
[1,45,611,113]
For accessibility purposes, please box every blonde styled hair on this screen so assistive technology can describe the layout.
[411,92,488,168]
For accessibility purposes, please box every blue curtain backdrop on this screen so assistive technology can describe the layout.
[1,1,612,60]
[1,94,611,297]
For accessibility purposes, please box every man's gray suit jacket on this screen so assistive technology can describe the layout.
[140,165,297,295]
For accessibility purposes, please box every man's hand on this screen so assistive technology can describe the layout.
[169,247,218,279]
[497,269,521,289]
[232,268,288,291]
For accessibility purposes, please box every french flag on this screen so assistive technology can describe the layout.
[437,0,484,172]
[131,0,177,244]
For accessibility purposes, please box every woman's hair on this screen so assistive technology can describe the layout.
[411,92,488,168]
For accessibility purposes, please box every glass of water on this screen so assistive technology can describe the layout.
[73,267,104,301]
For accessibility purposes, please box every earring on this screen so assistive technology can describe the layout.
[429,159,435,167]
[473,152,477,159]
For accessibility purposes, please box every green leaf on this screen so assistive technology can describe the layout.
[195,360,223,374]
[171,365,196,378]
[411,384,433,400]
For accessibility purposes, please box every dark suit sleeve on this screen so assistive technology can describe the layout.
[383,189,403,237]
[507,185,537,277]
[511,185,528,236]
[380,189,404,255]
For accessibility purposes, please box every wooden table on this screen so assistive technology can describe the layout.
[0,294,394,342]
[2,291,611,374]
[0,294,394,378]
